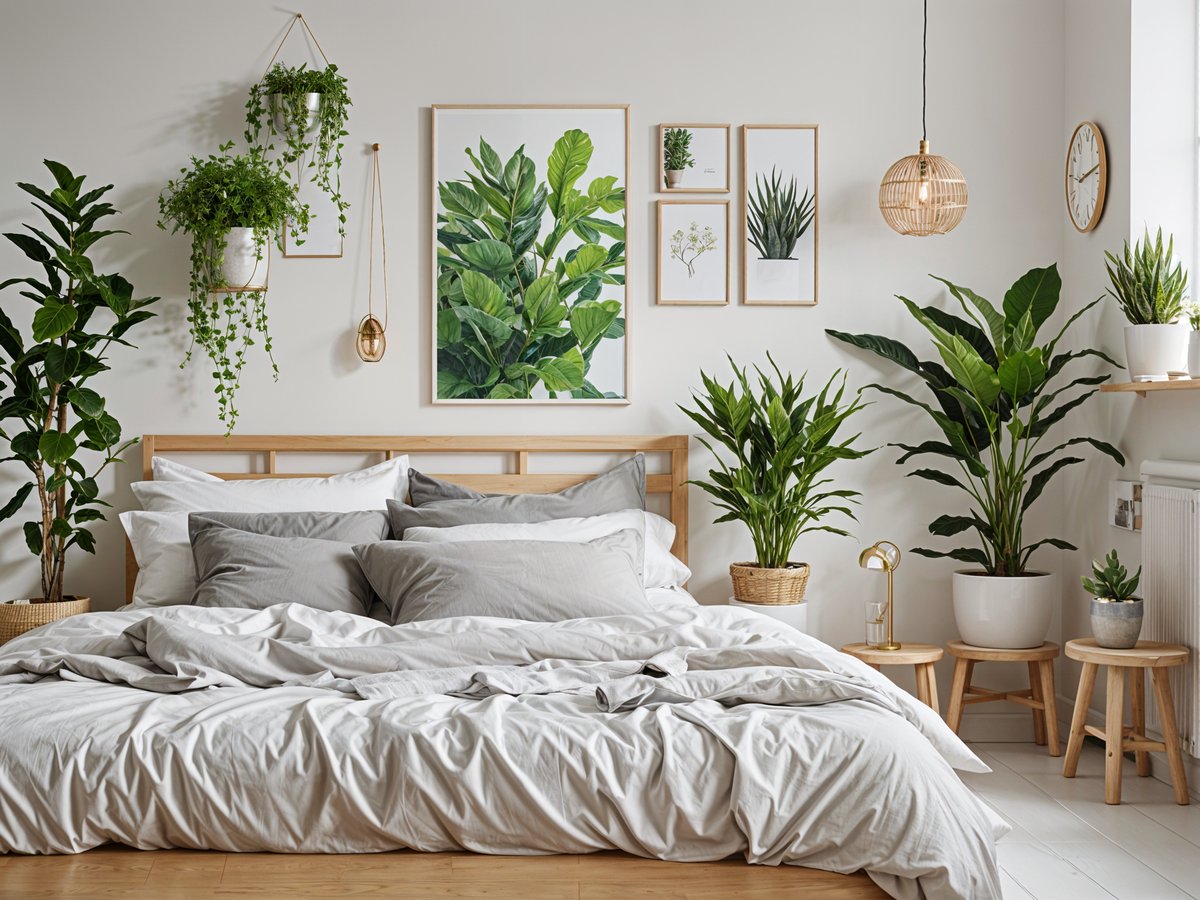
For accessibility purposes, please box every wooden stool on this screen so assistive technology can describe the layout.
[840,643,943,714]
[945,641,1060,756]
[1063,639,1191,805]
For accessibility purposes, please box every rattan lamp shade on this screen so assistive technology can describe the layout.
[879,140,967,236]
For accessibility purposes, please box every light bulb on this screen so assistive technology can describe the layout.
[356,314,386,363]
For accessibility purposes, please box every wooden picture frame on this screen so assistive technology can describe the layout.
[741,124,819,306]
[658,123,731,193]
[431,104,630,405]
[657,200,729,306]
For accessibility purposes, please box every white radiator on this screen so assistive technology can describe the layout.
[1140,460,1200,758]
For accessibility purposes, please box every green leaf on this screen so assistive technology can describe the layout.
[547,129,594,216]
[439,181,488,218]
[996,348,1046,398]
[436,308,463,348]
[569,303,618,350]
[930,276,1006,351]
[910,546,992,568]
[564,244,607,279]
[39,431,76,465]
[459,270,509,317]
[11,431,40,461]
[72,527,96,554]
[456,239,514,275]
[43,344,81,383]
[31,300,78,342]
[1023,456,1085,510]
[1003,264,1061,334]
[454,305,513,344]
[23,521,42,555]
[4,232,52,263]
[437,369,477,400]
[586,175,624,214]
[928,514,987,537]
[73,508,106,524]
[0,483,34,522]
[536,346,585,392]
[67,387,104,419]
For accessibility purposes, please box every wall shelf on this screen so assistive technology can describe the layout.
[1101,380,1200,398]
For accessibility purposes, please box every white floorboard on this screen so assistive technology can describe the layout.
[967,741,1200,900]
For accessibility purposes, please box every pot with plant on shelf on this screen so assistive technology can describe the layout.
[1186,303,1200,379]
[678,354,871,609]
[662,127,694,188]
[1083,549,1143,649]
[0,161,160,643]
[1106,227,1189,382]
[829,263,1124,648]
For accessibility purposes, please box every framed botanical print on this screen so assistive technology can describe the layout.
[741,124,819,305]
[431,104,629,404]
[657,200,729,305]
[659,124,730,193]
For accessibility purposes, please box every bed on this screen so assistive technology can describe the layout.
[0,434,1007,900]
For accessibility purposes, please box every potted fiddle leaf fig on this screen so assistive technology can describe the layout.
[828,264,1124,648]
[157,142,308,433]
[0,161,159,640]
[663,127,694,188]
[245,62,351,236]
[1106,227,1189,382]
[679,355,871,605]
[1082,550,1143,649]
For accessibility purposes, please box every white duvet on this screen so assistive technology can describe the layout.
[0,600,1006,899]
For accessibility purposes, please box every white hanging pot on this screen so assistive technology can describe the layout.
[952,570,1057,649]
[210,228,268,291]
[1188,331,1200,378]
[270,92,322,137]
[1123,323,1188,382]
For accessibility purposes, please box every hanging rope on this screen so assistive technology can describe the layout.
[921,0,928,142]
[368,143,389,332]
[262,12,331,80]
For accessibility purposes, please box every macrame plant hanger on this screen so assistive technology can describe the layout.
[357,143,389,362]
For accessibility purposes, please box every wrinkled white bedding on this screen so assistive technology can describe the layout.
[0,601,1006,899]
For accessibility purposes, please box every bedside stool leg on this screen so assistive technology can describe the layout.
[923,663,939,716]
[1064,662,1097,778]
[914,664,931,708]
[1028,662,1046,746]
[1151,667,1191,805]
[1105,665,1125,805]
[1038,659,1060,758]
[1131,668,1150,777]
[947,657,969,733]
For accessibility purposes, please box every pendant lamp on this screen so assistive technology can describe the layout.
[878,0,967,236]
[357,143,389,362]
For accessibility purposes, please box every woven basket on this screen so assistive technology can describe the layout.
[729,562,810,605]
[0,596,90,644]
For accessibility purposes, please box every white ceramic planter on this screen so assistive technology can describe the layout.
[270,92,322,136]
[952,570,1057,649]
[212,228,268,291]
[1188,331,1200,378]
[1124,323,1188,382]
[664,169,684,188]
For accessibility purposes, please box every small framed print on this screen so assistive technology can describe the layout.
[657,200,729,306]
[659,124,730,193]
[1110,480,1143,531]
[741,124,818,305]
[283,177,345,258]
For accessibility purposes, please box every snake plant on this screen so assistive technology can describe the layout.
[1104,227,1188,325]
[747,168,815,260]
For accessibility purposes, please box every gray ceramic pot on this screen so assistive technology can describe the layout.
[1090,597,1143,649]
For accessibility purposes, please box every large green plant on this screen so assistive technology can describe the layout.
[828,264,1124,576]
[679,355,870,569]
[747,168,815,260]
[158,142,307,432]
[0,161,159,602]
[1104,227,1188,325]
[436,131,626,400]
[245,62,351,236]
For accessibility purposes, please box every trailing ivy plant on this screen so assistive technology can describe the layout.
[828,264,1124,576]
[0,161,159,602]
[747,167,815,260]
[245,62,351,236]
[435,130,626,400]
[157,142,307,432]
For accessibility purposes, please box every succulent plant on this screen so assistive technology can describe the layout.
[747,168,815,260]
[1082,549,1141,601]
[1105,227,1188,325]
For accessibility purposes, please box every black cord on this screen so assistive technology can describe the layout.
[922,0,928,142]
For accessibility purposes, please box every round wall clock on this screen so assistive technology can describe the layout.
[1066,121,1107,232]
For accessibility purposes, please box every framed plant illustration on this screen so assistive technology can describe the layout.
[741,124,819,305]
[659,124,730,192]
[657,200,728,305]
[432,104,629,404]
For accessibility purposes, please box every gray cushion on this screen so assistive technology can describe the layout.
[393,455,646,534]
[187,509,391,543]
[353,531,651,625]
[189,519,376,615]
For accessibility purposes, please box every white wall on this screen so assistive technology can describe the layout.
[0,1,1069,710]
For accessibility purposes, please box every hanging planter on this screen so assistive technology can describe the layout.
[158,142,308,433]
[356,143,390,363]
[245,14,351,237]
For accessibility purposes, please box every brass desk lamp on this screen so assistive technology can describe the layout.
[859,540,902,651]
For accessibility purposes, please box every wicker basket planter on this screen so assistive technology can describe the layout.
[0,596,90,644]
[729,562,810,605]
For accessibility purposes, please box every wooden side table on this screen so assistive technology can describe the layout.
[839,643,943,713]
[945,641,1060,756]
[1063,638,1191,805]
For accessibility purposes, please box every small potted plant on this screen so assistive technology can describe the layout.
[662,127,695,188]
[747,168,815,293]
[158,142,308,433]
[1082,549,1143,649]
[679,355,871,605]
[246,62,351,235]
[1105,227,1189,382]
[0,161,159,641]
[1187,302,1200,378]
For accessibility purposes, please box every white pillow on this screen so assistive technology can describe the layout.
[132,456,410,513]
[151,457,223,482]
[119,510,194,608]
[403,509,691,589]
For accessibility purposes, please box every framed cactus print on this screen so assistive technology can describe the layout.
[741,124,819,306]
[432,104,629,404]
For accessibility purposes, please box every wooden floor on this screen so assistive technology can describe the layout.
[0,846,884,899]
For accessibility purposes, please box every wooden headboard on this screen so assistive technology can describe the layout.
[129,434,689,602]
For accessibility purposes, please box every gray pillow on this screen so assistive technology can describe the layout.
[354,530,651,625]
[187,509,391,543]
[393,455,646,534]
[189,520,375,615]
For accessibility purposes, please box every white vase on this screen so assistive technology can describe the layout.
[1124,323,1188,382]
[270,92,322,137]
[952,570,1057,649]
[211,228,268,291]
[1188,331,1200,378]
[751,258,803,301]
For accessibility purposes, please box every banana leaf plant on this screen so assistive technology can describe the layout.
[436,130,626,400]
[827,264,1124,576]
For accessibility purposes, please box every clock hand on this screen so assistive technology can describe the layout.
[1075,163,1100,182]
